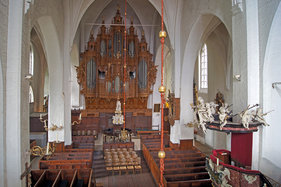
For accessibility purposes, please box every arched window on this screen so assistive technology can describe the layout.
[198,43,208,91]
[29,44,34,76]
[29,86,34,103]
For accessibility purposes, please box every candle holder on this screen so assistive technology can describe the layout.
[30,142,56,159]
[45,124,63,131]
[72,113,82,126]
[39,114,48,130]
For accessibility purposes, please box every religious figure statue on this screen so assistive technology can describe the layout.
[116,100,121,111]
[218,107,228,130]
[215,91,224,112]
[196,97,208,133]
[253,107,272,126]
[191,97,220,133]
[209,102,218,115]
[240,107,253,129]
[205,103,215,123]
[112,99,124,125]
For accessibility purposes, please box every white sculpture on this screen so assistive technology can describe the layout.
[197,97,208,133]
[112,100,124,125]
[240,108,253,129]
[217,166,232,187]
[205,103,215,123]
[254,107,271,126]
[243,174,257,184]
[219,107,228,130]
[207,158,214,171]
[116,100,121,112]
[190,97,220,133]
[209,102,218,114]
[224,103,231,114]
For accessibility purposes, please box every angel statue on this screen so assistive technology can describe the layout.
[253,107,273,126]
[219,107,228,130]
[196,97,209,133]
[205,103,215,123]
[209,102,218,115]
[240,108,253,129]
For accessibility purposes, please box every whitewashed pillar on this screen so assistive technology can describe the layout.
[245,0,260,170]
[63,0,72,145]
[6,0,26,186]
[232,0,261,169]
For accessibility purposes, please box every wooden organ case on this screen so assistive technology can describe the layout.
[76,9,157,132]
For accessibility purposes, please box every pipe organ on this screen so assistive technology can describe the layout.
[76,8,157,131]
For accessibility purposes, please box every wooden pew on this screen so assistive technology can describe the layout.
[156,161,206,169]
[142,140,212,187]
[31,169,95,187]
[164,172,210,181]
[72,136,95,149]
[103,142,134,150]
[154,157,206,164]
[74,168,93,187]
[31,170,60,187]
[39,152,93,170]
[164,166,207,175]
[165,179,212,187]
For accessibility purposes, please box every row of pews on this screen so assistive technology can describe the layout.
[39,152,93,170]
[31,135,97,186]
[31,169,93,187]
[141,134,212,187]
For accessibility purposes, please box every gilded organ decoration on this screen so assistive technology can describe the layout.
[76,8,157,114]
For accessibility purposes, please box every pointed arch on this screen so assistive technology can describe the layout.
[180,14,232,141]
[37,16,64,142]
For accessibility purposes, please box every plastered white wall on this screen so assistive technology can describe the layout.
[261,1,281,182]
[71,44,80,107]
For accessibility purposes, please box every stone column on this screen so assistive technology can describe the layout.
[63,0,72,145]
[170,49,181,144]
[170,1,181,144]
[245,0,260,170]
[6,0,26,186]
[232,0,248,117]
[232,0,261,169]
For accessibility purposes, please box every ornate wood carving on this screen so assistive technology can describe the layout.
[167,91,180,126]
[76,9,157,115]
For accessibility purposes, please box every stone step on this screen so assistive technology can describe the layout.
[94,164,106,170]
[94,171,108,178]
[93,159,105,164]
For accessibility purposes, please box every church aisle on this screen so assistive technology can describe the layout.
[96,173,157,187]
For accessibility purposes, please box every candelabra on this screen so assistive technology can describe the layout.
[39,114,48,130]
[47,124,63,131]
[39,114,63,131]
[30,142,56,159]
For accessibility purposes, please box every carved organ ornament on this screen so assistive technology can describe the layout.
[76,9,157,114]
